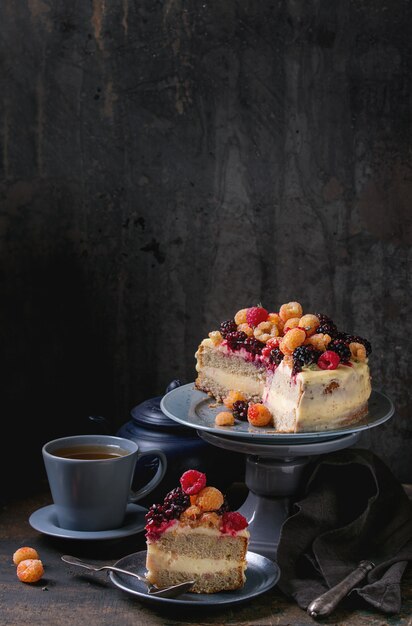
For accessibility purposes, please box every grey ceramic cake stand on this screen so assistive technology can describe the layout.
[198,430,361,561]
[161,386,395,562]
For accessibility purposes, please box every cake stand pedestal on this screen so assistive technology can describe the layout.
[198,430,361,561]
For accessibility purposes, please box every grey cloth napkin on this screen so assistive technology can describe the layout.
[276,448,412,614]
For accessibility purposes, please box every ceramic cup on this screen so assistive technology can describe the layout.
[42,434,167,531]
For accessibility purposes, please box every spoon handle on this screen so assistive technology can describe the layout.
[61,555,148,586]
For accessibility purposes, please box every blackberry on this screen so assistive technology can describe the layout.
[342,334,372,356]
[220,319,237,338]
[269,347,284,366]
[225,330,247,350]
[292,345,321,376]
[317,322,338,337]
[243,337,265,355]
[217,496,230,515]
[145,503,165,525]
[293,345,321,366]
[315,313,334,325]
[145,486,191,526]
[232,400,249,421]
[328,339,351,362]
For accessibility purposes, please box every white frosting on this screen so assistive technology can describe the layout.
[264,360,371,431]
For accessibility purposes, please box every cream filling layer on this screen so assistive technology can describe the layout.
[146,545,246,575]
[199,366,264,396]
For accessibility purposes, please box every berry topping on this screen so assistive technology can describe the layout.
[340,334,372,356]
[220,319,238,338]
[328,339,351,362]
[243,337,265,355]
[232,400,249,421]
[225,330,247,350]
[246,306,269,328]
[269,347,284,366]
[317,321,338,337]
[145,487,190,527]
[292,345,322,375]
[180,470,207,495]
[317,350,341,370]
[221,511,248,533]
[194,486,224,511]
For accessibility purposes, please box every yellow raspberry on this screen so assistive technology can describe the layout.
[200,512,221,528]
[194,486,224,511]
[247,403,272,427]
[279,301,303,322]
[234,308,248,325]
[237,323,254,337]
[208,330,223,345]
[180,505,201,520]
[299,314,320,337]
[215,411,235,426]
[13,547,39,566]
[16,559,44,583]
[349,342,367,361]
[223,390,246,409]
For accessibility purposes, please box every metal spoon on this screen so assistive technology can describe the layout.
[61,555,195,598]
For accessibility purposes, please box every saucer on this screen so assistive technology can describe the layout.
[29,504,148,540]
[109,550,280,607]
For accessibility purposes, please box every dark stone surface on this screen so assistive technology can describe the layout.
[0,1,411,500]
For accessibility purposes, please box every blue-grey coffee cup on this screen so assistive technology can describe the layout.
[42,434,167,531]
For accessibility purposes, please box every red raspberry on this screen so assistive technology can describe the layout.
[246,306,268,328]
[317,350,340,370]
[221,511,248,533]
[180,470,207,495]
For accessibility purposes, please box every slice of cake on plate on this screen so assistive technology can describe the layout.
[145,470,249,593]
[195,301,372,432]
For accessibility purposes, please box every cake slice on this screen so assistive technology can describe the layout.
[195,302,372,432]
[145,470,249,594]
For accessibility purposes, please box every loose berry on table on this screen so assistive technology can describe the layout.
[16,559,44,583]
[13,547,39,565]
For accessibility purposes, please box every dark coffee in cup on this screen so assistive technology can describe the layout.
[52,445,129,460]
[42,434,167,531]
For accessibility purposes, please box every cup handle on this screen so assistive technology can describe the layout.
[128,450,167,502]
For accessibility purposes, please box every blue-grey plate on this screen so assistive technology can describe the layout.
[109,550,280,607]
[161,383,394,444]
[29,503,148,540]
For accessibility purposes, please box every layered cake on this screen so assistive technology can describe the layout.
[195,302,372,432]
[145,470,249,593]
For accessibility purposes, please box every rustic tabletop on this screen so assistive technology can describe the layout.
[1,488,411,626]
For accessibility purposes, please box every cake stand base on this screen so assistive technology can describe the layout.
[198,431,361,561]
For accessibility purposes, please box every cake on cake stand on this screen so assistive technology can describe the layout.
[161,384,394,561]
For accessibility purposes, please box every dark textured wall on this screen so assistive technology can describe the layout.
[1,0,411,500]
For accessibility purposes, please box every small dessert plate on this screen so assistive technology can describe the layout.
[108,550,280,607]
[29,504,148,540]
